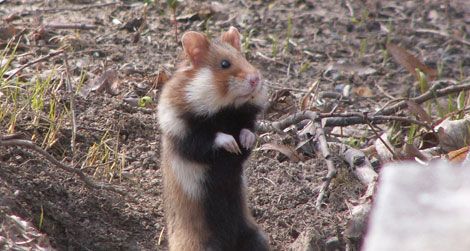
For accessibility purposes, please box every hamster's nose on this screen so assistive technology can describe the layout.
[247,73,260,87]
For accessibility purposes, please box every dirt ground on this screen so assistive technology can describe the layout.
[0,0,468,250]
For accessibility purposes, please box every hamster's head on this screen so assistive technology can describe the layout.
[181,27,265,115]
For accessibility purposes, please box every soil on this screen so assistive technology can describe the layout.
[0,0,468,250]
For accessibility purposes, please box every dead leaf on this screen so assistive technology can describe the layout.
[152,68,170,89]
[420,131,439,149]
[437,127,456,151]
[296,121,317,157]
[435,117,470,152]
[386,43,437,81]
[353,86,373,97]
[3,13,20,23]
[176,13,201,22]
[361,145,377,155]
[30,26,46,41]
[300,94,311,111]
[121,17,144,32]
[296,138,315,158]
[0,25,18,41]
[298,120,316,136]
[448,146,470,164]
[374,132,397,163]
[267,89,297,115]
[177,3,214,22]
[132,32,140,43]
[406,100,433,124]
[403,143,430,161]
[258,143,302,162]
[79,69,119,98]
[299,80,318,111]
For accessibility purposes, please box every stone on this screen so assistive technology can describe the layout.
[289,228,323,251]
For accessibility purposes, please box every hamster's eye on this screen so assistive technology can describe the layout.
[221,60,231,69]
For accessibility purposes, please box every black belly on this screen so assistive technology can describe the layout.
[171,103,263,250]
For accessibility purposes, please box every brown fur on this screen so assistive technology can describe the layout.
[162,30,259,115]
[161,139,208,250]
[162,138,263,250]
[162,69,196,113]
[158,27,268,251]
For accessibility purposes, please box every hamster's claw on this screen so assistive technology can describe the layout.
[215,132,242,154]
[240,128,256,149]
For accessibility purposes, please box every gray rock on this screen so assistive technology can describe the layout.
[363,161,470,251]
[289,228,323,251]
[325,236,341,251]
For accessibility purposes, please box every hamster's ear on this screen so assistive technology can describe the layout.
[182,31,210,66]
[221,26,241,51]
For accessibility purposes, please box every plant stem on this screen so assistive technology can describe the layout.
[173,9,178,43]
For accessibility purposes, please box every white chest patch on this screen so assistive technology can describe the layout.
[157,100,186,137]
[185,68,229,116]
[171,154,207,200]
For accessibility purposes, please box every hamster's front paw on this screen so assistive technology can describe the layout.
[214,132,241,154]
[240,128,256,149]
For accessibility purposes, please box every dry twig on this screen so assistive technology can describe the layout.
[63,53,77,162]
[272,111,337,207]
[415,28,470,47]
[313,124,337,208]
[321,113,432,129]
[45,23,97,30]
[272,111,318,132]
[255,52,289,67]
[11,2,118,17]
[338,144,377,185]
[334,143,377,248]
[264,111,432,133]
[0,137,126,196]
[364,119,397,159]
[264,81,470,130]
[4,49,64,82]
[268,108,428,207]
[377,81,470,116]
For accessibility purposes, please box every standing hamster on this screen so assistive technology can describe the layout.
[157,27,269,251]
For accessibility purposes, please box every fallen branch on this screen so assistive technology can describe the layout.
[264,111,432,133]
[321,114,432,129]
[334,143,378,250]
[272,111,318,132]
[263,81,469,131]
[415,28,470,47]
[263,81,470,216]
[338,144,377,185]
[266,111,381,245]
[364,119,397,159]
[377,81,470,116]
[45,23,97,30]
[272,111,337,207]
[313,124,337,208]
[255,51,289,67]
[0,137,126,196]
[11,2,118,18]
[4,49,64,82]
